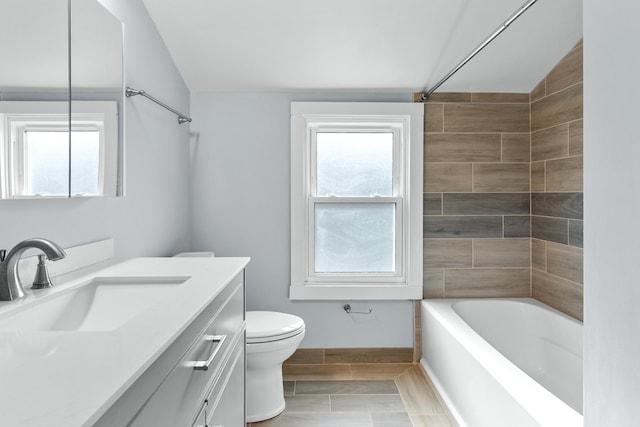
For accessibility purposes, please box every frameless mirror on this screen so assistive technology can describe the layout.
[71,0,123,197]
[0,0,123,199]
[0,0,69,198]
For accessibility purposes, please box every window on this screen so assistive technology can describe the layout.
[0,101,117,198]
[290,102,423,300]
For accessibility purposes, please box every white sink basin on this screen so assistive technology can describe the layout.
[0,276,188,332]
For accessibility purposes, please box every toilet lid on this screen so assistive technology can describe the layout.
[246,311,305,343]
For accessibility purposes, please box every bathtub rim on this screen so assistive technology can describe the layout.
[420,297,583,427]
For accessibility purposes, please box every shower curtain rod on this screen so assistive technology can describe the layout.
[418,0,539,101]
[125,86,192,124]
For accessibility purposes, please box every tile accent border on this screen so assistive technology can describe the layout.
[285,347,415,365]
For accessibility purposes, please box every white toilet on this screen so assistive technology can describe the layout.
[246,311,305,422]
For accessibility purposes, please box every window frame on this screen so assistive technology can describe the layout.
[290,102,423,300]
[0,101,118,198]
[308,125,403,282]
[11,115,70,198]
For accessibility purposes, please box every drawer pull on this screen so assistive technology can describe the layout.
[193,334,227,371]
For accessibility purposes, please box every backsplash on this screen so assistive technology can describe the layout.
[416,40,584,322]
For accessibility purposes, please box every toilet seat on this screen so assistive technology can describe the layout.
[247,311,305,344]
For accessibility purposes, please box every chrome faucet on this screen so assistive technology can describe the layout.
[0,238,66,301]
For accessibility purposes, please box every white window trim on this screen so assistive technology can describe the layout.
[290,102,423,300]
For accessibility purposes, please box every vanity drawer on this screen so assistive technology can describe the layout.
[193,333,245,427]
[130,275,245,427]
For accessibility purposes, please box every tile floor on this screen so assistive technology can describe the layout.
[247,363,454,427]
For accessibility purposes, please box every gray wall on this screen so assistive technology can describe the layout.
[0,0,191,257]
[584,0,640,424]
[190,92,415,348]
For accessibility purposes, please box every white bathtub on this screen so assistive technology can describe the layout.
[421,298,583,427]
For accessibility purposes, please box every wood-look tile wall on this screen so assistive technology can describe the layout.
[420,92,532,299]
[530,40,583,321]
[415,40,584,322]
[285,348,415,365]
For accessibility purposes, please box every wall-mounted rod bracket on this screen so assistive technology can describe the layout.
[343,304,373,315]
[419,0,539,101]
[125,86,192,124]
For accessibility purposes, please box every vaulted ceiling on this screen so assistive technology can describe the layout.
[141,0,582,94]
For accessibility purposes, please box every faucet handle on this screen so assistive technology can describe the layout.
[0,249,5,262]
[31,254,53,289]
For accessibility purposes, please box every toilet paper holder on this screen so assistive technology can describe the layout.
[343,304,372,315]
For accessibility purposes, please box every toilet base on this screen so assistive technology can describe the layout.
[246,361,286,422]
[246,400,285,423]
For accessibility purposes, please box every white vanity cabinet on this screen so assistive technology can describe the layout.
[95,270,246,427]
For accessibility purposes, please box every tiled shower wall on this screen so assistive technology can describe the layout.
[416,41,583,325]
[530,41,583,320]
[420,93,532,299]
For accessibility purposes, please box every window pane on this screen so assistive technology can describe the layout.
[71,131,100,196]
[315,203,395,273]
[24,130,100,197]
[25,131,69,196]
[316,132,393,197]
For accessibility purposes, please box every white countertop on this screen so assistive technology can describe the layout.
[0,256,249,426]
